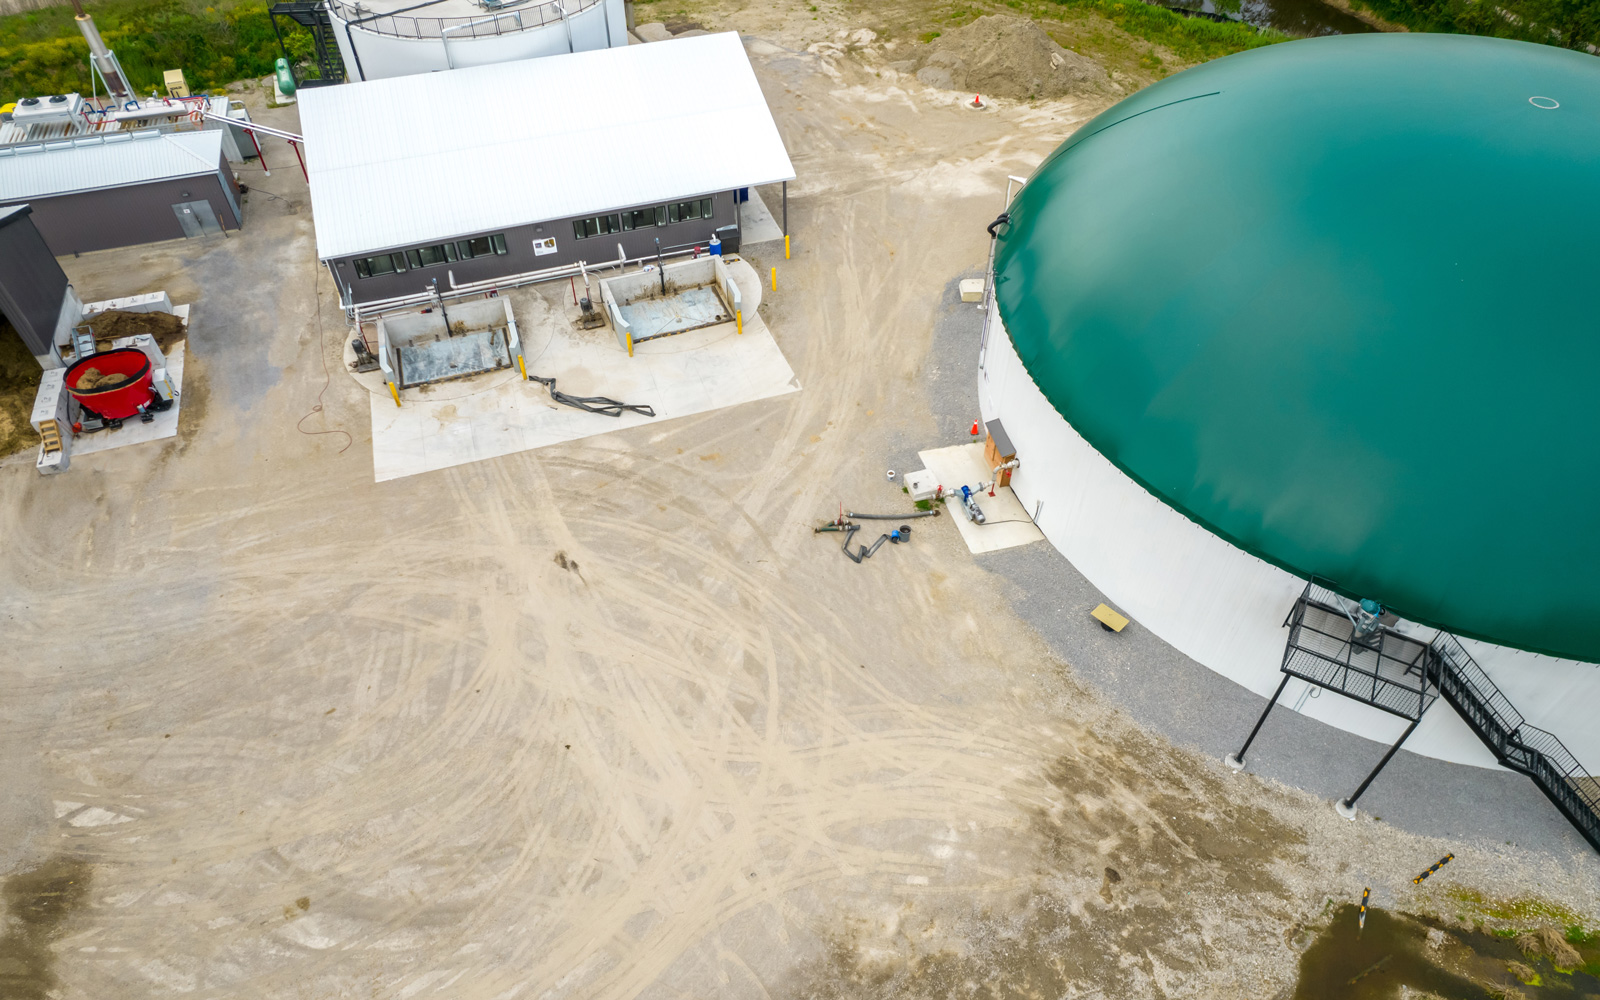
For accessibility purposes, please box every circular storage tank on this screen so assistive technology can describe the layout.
[980,33,1600,766]
[65,348,154,420]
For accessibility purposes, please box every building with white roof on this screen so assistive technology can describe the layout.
[298,31,795,307]
[0,129,241,255]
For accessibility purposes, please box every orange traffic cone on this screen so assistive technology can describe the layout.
[970,421,980,436]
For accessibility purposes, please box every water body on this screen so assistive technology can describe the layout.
[1295,905,1600,1000]
[1169,0,1378,36]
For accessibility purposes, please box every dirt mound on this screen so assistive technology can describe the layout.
[82,309,186,350]
[913,15,1108,100]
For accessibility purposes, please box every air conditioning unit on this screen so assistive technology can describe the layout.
[13,93,85,123]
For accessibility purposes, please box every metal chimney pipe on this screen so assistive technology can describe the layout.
[70,0,132,102]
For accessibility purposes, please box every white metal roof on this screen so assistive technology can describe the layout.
[0,130,223,200]
[298,32,796,260]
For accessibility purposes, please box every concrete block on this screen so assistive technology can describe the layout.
[904,469,940,502]
[634,21,672,42]
[959,278,985,303]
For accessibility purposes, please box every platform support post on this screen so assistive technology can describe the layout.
[1337,718,1420,819]
[1226,674,1290,770]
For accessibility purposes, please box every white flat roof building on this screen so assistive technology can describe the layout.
[300,32,795,262]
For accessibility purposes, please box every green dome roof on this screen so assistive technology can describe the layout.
[993,34,1600,663]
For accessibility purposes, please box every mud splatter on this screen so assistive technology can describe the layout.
[0,856,93,1000]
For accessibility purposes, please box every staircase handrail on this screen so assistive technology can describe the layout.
[1428,633,1600,818]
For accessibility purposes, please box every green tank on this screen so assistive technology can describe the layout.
[992,34,1600,662]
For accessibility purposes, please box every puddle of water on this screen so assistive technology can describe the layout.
[1295,906,1600,999]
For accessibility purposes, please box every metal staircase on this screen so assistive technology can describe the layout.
[1426,631,1600,852]
[269,2,348,85]
[1235,579,1600,853]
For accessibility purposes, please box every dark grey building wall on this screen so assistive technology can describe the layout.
[329,189,742,306]
[0,156,241,256]
[0,205,69,357]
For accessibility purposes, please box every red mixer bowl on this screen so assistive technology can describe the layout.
[64,348,155,420]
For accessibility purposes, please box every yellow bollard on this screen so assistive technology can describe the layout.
[388,381,401,408]
[517,354,527,379]
[736,310,743,335]
[626,331,634,358]
[784,234,791,260]
[770,266,777,291]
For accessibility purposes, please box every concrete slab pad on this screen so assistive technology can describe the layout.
[917,442,1044,555]
[740,188,785,246]
[369,264,797,482]
[71,310,189,461]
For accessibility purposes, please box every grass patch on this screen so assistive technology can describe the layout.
[0,0,299,100]
[1441,886,1587,929]
[1345,0,1600,50]
[1041,0,1278,63]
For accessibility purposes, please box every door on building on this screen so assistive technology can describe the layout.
[172,200,222,238]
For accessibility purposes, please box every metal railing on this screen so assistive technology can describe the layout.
[329,0,600,39]
[1277,577,1600,853]
[1281,580,1436,720]
[1427,632,1600,851]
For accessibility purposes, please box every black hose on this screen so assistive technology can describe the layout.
[987,212,1010,237]
[845,510,939,520]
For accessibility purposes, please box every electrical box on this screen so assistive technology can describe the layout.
[959,278,986,303]
[984,418,1016,487]
[164,69,190,98]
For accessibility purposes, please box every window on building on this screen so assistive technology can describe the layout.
[405,243,459,270]
[666,198,715,224]
[621,208,656,232]
[353,252,407,279]
[457,233,508,259]
[573,215,623,240]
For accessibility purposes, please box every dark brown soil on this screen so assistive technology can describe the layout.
[81,309,186,351]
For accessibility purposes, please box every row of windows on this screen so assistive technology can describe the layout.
[573,198,716,241]
[352,234,507,279]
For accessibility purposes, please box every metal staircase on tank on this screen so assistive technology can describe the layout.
[269,2,348,85]
[1427,631,1600,852]
[1228,578,1600,853]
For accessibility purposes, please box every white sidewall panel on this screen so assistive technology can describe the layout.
[979,308,1600,769]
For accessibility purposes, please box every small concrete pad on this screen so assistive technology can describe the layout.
[917,442,1044,554]
[959,278,985,303]
[739,188,785,246]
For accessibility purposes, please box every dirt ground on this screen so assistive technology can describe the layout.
[0,6,1596,1000]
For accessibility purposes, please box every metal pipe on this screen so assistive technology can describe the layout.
[1227,673,1290,770]
[555,0,574,52]
[1339,717,1421,815]
[781,180,788,235]
[843,510,938,520]
[70,0,132,102]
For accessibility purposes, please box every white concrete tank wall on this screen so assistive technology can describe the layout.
[978,302,1600,770]
[332,0,626,81]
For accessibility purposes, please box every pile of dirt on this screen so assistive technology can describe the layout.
[73,367,132,391]
[82,309,186,351]
[909,15,1109,100]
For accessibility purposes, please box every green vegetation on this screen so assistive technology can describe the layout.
[1042,0,1279,62]
[0,0,308,102]
[1347,0,1600,50]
